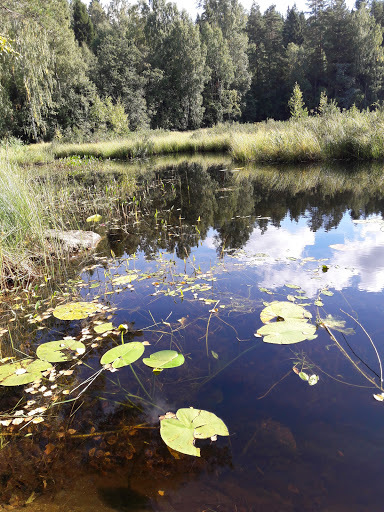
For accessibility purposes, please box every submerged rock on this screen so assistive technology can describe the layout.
[45,229,101,252]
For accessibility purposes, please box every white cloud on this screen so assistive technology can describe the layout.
[205,217,384,296]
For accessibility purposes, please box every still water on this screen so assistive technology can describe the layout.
[3,157,384,511]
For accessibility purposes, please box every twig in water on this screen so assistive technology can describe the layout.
[341,309,383,387]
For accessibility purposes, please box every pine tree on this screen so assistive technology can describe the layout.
[283,6,305,47]
[72,0,94,46]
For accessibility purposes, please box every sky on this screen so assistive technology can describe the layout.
[170,0,357,18]
[90,0,357,18]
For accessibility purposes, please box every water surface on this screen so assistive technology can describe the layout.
[2,157,384,512]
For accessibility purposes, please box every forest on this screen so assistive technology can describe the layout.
[1,0,384,142]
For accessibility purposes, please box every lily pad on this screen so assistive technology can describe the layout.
[112,274,139,285]
[0,359,52,386]
[260,301,312,324]
[94,322,114,334]
[53,302,102,320]
[257,320,317,345]
[160,407,229,457]
[100,342,145,369]
[142,350,185,371]
[36,339,86,363]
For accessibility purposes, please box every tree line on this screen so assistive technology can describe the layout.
[1,0,384,141]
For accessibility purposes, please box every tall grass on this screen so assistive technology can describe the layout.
[5,110,384,164]
[45,110,384,164]
[0,156,64,287]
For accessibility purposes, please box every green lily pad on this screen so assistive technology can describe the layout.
[321,290,334,297]
[94,322,114,334]
[257,320,317,345]
[86,214,102,223]
[142,350,185,371]
[0,359,52,386]
[36,339,86,363]
[53,302,102,320]
[112,274,139,285]
[100,342,145,369]
[299,371,309,381]
[260,301,312,324]
[160,407,229,457]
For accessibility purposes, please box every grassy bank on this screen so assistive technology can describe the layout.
[3,109,384,164]
[6,109,381,164]
[0,156,67,288]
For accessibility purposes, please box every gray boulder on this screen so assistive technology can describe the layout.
[45,229,102,252]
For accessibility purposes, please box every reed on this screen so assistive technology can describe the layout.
[0,156,65,288]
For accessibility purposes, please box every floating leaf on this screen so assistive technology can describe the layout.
[112,274,139,285]
[299,371,309,381]
[285,284,301,289]
[160,407,229,457]
[142,350,184,371]
[287,295,296,302]
[314,300,324,307]
[260,301,312,324]
[211,351,219,360]
[321,290,334,297]
[321,315,355,336]
[36,339,86,363]
[53,302,102,320]
[100,342,145,369]
[308,374,319,386]
[94,322,113,334]
[86,214,102,223]
[257,320,316,345]
[0,359,52,386]
[373,393,384,402]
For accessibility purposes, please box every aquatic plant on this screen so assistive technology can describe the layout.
[257,301,317,345]
[52,301,103,320]
[100,342,145,369]
[142,350,185,372]
[159,408,229,457]
[36,339,86,363]
[0,359,52,386]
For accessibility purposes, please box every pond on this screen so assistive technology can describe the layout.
[1,155,384,511]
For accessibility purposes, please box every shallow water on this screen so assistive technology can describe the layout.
[2,157,384,511]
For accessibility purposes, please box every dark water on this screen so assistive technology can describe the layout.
[3,157,384,512]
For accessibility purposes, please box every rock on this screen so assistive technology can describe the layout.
[45,230,101,252]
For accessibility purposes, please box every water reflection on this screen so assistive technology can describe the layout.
[5,156,384,511]
[88,159,384,294]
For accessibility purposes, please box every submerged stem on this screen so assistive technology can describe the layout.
[341,309,383,387]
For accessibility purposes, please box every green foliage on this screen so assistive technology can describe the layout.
[257,320,317,345]
[257,300,316,345]
[72,0,94,46]
[0,359,52,386]
[288,83,308,119]
[53,302,102,320]
[1,0,384,136]
[142,350,185,372]
[100,342,145,369]
[160,408,229,457]
[36,339,86,363]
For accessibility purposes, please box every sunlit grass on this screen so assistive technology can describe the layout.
[4,110,384,164]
